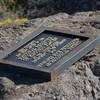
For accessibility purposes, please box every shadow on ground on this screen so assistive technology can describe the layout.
[0,63,50,85]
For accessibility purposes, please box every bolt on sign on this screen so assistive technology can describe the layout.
[0,27,99,81]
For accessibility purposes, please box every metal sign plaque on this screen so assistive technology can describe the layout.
[0,27,99,81]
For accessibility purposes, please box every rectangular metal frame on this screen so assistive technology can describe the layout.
[0,27,99,81]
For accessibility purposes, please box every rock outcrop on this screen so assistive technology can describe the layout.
[16,0,100,18]
[0,11,100,100]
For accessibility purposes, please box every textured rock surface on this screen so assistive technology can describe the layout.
[26,0,64,18]
[0,11,100,100]
[16,0,100,18]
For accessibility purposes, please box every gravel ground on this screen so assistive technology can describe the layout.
[0,11,100,100]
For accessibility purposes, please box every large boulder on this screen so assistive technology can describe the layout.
[19,0,99,18]
[63,0,97,13]
[26,0,64,18]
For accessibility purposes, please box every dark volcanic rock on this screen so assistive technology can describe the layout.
[90,59,100,77]
[0,77,15,100]
[64,0,97,13]
[16,0,100,18]
[26,0,64,18]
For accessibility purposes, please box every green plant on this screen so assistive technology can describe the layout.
[0,0,25,19]
[0,0,16,7]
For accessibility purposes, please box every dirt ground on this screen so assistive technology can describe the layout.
[0,11,100,100]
